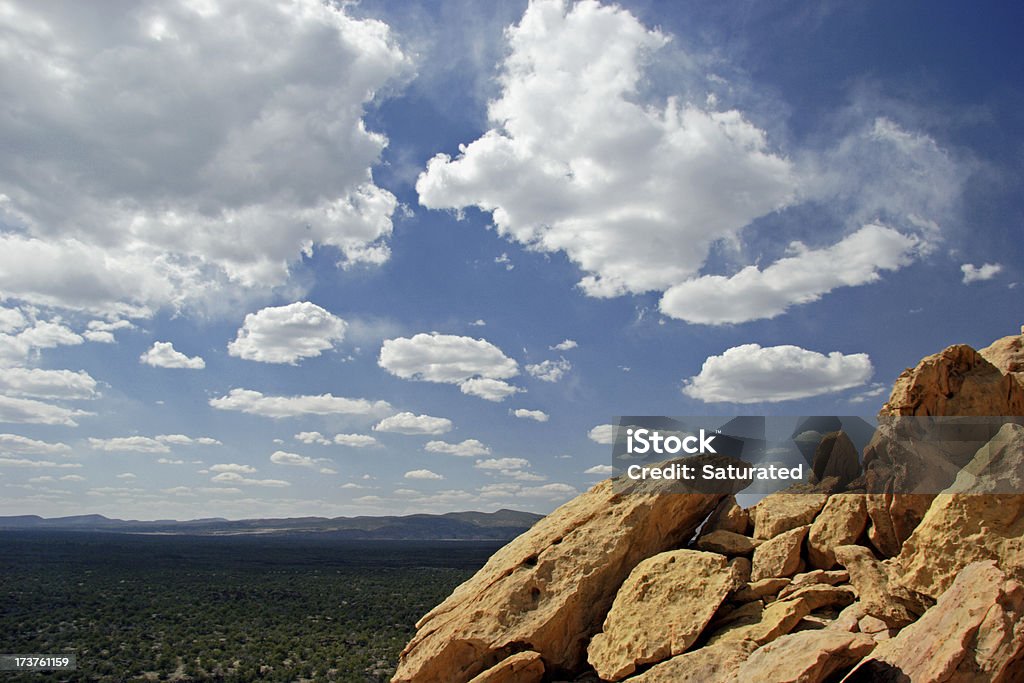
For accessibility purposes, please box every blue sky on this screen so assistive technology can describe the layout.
[0,0,1020,519]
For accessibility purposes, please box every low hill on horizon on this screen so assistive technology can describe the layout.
[0,508,542,540]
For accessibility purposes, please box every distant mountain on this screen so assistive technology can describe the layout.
[0,509,543,540]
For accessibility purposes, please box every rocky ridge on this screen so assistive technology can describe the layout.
[393,329,1024,683]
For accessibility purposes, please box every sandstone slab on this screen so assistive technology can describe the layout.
[752,494,828,540]
[808,494,867,569]
[893,491,1024,599]
[587,550,734,681]
[694,529,759,556]
[392,475,722,683]
[733,577,789,603]
[622,640,757,683]
[737,630,875,683]
[751,525,808,581]
[467,651,543,683]
[833,545,921,628]
[843,561,1024,682]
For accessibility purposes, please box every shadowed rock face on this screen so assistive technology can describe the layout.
[393,329,1024,683]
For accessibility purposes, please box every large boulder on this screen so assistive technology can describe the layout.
[736,630,875,683]
[880,342,1024,416]
[751,494,828,540]
[622,640,757,683]
[587,550,736,681]
[808,494,867,570]
[843,561,1024,682]
[392,473,723,682]
[466,651,543,683]
[751,525,808,581]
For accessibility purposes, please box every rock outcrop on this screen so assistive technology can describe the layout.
[392,475,722,682]
[394,328,1024,683]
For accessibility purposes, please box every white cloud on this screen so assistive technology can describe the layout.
[526,358,571,383]
[682,344,873,403]
[0,434,71,455]
[270,450,319,469]
[495,253,514,271]
[156,458,185,465]
[209,388,391,418]
[333,433,379,448]
[469,319,487,327]
[0,395,91,426]
[416,0,796,300]
[459,378,522,402]
[0,307,27,333]
[83,319,133,344]
[479,481,576,500]
[379,333,518,388]
[210,472,290,487]
[228,302,346,364]
[155,434,221,446]
[139,341,206,369]
[588,424,615,445]
[475,457,531,471]
[424,439,490,457]
[550,339,577,351]
[373,412,452,435]
[585,464,613,475]
[89,436,170,453]
[659,224,922,324]
[0,1,410,317]
[511,408,548,422]
[296,431,331,445]
[0,318,84,365]
[0,457,82,469]
[59,474,85,481]
[961,262,1003,284]
[210,463,257,474]
[116,473,137,480]
[404,469,444,480]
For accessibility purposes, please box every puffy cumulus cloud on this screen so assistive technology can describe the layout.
[155,434,221,446]
[210,463,257,474]
[0,368,98,399]
[417,0,796,299]
[588,424,615,445]
[417,3,962,324]
[210,471,289,487]
[83,319,133,344]
[0,1,410,317]
[0,317,83,365]
[585,464,613,475]
[550,339,577,351]
[459,378,522,402]
[475,457,531,471]
[140,342,205,369]
[526,358,571,383]
[270,450,322,469]
[424,439,490,457]
[0,433,71,455]
[88,436,170,453]
[659,225,922,325]
[209,388,391,418]
[961,263,1003,284]
[0,396,92,426]
[296,431,331,445]
[333,433,379,448]
[228,302,346,364]
[511,408,549,422]
[682,344,873,403]
[379,334,520,400]
[0,307,27,333]
[404,469,443,480]
[373,412,452,435]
